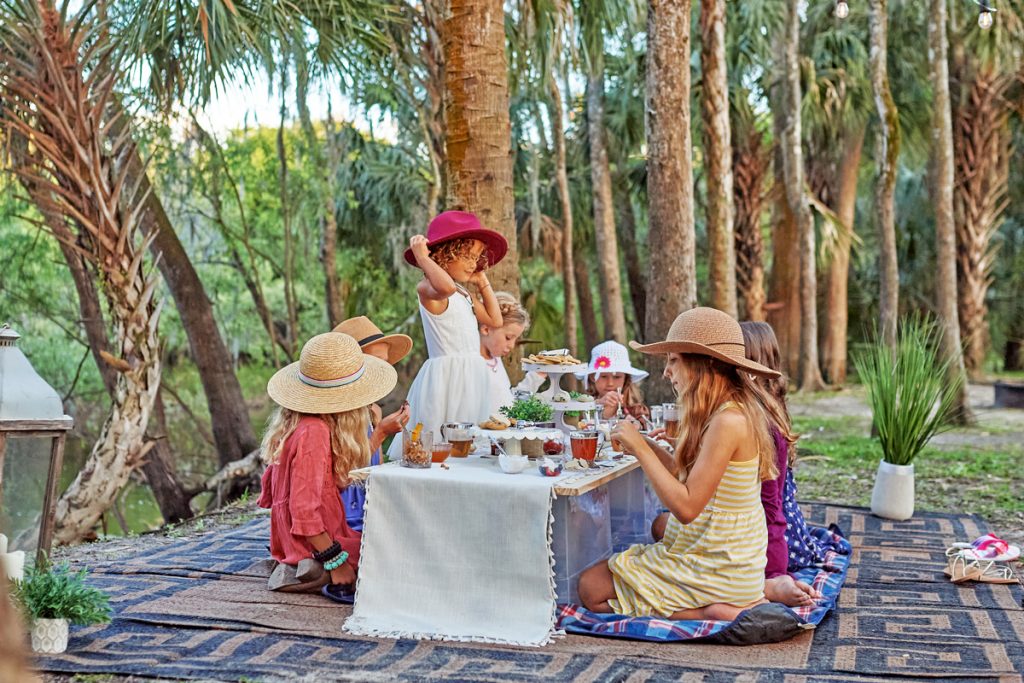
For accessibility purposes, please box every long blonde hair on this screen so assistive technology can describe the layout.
[673,354,777,483]
[261,407,371,487]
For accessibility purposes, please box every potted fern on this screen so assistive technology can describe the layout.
[852,317,962,520]
[11,558,111,653]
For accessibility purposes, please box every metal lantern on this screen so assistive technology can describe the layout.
[0,324,73,565]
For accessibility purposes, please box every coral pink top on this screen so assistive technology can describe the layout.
[257,415,361,569]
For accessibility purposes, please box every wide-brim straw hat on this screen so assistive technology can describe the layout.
[629,307,781,378]
[403,210,508,271]
[268,332,398,414]
[332,316,412,366]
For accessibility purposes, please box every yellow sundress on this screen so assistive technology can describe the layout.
[608,402,768,617]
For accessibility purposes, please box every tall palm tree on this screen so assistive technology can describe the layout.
[0,0,163,543]
[579,0,628,343]
[778,0,825,391]
[928,0,972,422]
[870,0,901,349]
[645,0,695,403]
[442,0,518,297]
[699,0,737,317]
[949,2,1024,377]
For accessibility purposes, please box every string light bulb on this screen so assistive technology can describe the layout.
[978,8,994,29]
[835,1,850,19]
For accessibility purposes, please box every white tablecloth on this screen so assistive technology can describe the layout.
[344,457,564,646]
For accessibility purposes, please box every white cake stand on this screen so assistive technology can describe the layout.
[520,361,601,433]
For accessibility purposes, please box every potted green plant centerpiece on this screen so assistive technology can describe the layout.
[852,317,962,521]
[500,397,555,456]
[11,558,111,654]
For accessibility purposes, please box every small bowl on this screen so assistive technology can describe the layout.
[431,442,452,463]
[538,457,563,477]
[498,453,530,474]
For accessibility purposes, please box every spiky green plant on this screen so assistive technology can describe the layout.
[853,316,963,466]
[11,558,111,625]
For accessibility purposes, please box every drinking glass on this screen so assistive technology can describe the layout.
[401,429,432,468]
[662,403,680,440]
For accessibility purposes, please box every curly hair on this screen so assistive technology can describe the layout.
[261,407,371,487]
[429,238,488,272]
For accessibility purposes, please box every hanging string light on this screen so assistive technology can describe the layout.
[833,0,995,28]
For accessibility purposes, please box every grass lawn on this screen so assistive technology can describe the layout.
[790,411,1024,547]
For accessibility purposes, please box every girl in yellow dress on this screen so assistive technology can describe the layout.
[578,307,781,621]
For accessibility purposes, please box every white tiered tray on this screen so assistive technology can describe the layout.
[520,360,601,433]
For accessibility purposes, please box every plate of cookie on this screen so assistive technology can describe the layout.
[521,349,587,374]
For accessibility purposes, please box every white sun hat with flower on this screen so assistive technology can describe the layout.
[576,340,649,385]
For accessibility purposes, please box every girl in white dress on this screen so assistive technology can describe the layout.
[387,211,508,460]
[479,292,531,415]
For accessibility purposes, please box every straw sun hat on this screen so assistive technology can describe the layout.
[268,333,398,414]
[332,316,412,366]
[629,307,781,378]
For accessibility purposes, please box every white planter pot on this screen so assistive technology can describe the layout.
[31,618,69,654]
[870,460,915,521]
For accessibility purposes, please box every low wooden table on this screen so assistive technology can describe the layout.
[349,454,653,604]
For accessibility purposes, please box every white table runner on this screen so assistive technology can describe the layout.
[344,458,563,646]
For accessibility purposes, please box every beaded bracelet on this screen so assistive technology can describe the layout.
[323,551,349,572]
[312,541,342,564]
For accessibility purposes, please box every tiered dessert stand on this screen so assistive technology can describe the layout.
[519,360,600,434]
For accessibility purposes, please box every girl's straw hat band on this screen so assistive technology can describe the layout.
[298,364,366,389]
[357,333,385,346]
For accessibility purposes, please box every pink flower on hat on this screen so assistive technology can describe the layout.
[594,355,612,370]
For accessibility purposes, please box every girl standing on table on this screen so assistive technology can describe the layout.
[578,308,778,621]
[479,291,531,415]
[579,340,650,421]
[387,211,507,459]
[333,315,412,531]
[258,332,397,597]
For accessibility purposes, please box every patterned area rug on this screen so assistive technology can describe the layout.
[34,504,1024,682]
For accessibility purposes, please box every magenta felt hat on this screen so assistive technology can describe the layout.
[403,211,508,270]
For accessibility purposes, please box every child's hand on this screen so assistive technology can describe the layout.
[610,419,646,455]
[409,234,430,261]
[468,269,488,288]
[330,562,356,587]
[378,404,410,437]
[597,390,622,418]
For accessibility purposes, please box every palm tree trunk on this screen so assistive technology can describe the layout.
[277,100,299,357]
[778,0,825,392]
[732,126,769,322]
[870,0,901,351]
[548,78,578,357]
[442,0,518,298]
[575,255,601,352]
[953,68,1011,379]
[616,183,646,334]
[121,130,261,467]
[56,233,191,523]
[645,0,697,404]
[928,0,973,423]
[822,127,865,385]
[586,68,628,343]
[699,0,737,317]
[768,144,803,378]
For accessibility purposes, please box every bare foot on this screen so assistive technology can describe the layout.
[764,575,821,607]
[651,512,669,542]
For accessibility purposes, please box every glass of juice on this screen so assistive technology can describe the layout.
[569,430,600,461]
[662,403,680,440]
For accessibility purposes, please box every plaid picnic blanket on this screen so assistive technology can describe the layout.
[556,525,851,644]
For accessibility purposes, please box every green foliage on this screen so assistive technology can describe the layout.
[500,396,554,423]
[852,317,963,466]
[12,559,112,625]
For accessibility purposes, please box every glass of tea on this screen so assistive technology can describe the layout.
[442,422,475,457]
[649,405,664,431]
[401,429,432,469]
[569,430,600,461]
[431,441,452,463]
[662,403,680,440]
